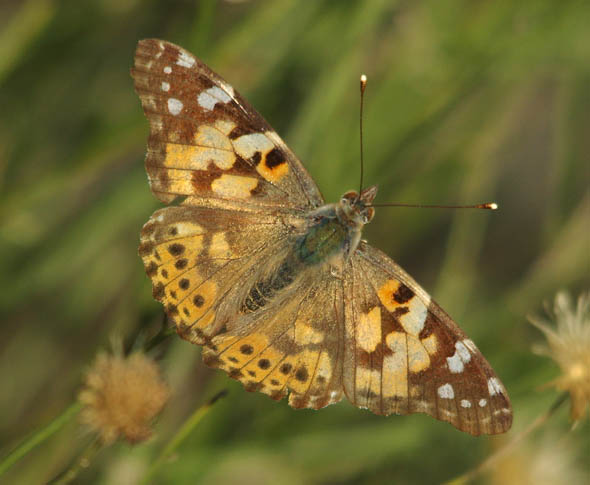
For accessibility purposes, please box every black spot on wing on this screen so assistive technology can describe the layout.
[393,284,414,304]
[265,147,285,168]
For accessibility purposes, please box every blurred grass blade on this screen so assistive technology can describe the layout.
[141,391,228,484]
[0,0,55,84]
[0,402,81,477]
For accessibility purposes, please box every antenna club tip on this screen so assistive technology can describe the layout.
[360,74,367,92]
[483,202,498,210]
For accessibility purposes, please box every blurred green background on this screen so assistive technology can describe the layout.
[1,0,589,483]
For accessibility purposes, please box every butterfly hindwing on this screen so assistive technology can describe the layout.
[140,205,307,345]
[202,266,344,410]
[131,39,323,210]
[344,243,512,435]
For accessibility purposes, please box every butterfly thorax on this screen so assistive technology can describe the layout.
[242,186,377,313]
[305,185,377,261]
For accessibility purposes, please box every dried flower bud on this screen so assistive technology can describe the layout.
[529,291,590,423]
[79,352,169,445]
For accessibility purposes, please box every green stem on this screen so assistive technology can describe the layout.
[47,438,102,485]
[0,401,82,477]
[141,390,227,485]
[143,325,176,353]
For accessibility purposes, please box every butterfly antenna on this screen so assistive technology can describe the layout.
[359,74,367,197]
[368,202,499,210]
[357,74,497,213]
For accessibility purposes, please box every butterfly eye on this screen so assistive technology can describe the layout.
[361,207,375,223]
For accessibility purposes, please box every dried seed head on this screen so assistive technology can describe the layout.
[529,291,590,423]
[79,352,169,445]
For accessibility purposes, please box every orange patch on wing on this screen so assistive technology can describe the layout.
[383,332,408,398]
[257,152,289,182]
[261,354,299,396]
[421,334,438,356]
[164,123,236,171]
[407,335,430,373]
[377,279,404,313]
[294,321,324,345]
[288,349,319,395]
[241,345,284,384]
[182,279,217,321]
[215,333,271,368]
[357,306,381,352]
[377,279,428,336]
[209,232,234,260]
[211,174,258,198]
[355,366,381,406]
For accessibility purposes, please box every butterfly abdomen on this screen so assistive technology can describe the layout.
[242,257,298,312]
[242,217,349,313]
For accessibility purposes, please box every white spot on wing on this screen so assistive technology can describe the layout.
[233,133,274,159]
[155,41,164,58]
[455,341,470,362]
[197,86,232,111]
[447,353,464,374]
[161,81,170,92]
[437,383,454,399]
[176,51,195,68]
[167,98,183,115]
[163,66,172,74]
[446,341,472,374]
[398,294,429,336]
[487,377,503,396]
[479,398,487,407]
[460,399,471,408]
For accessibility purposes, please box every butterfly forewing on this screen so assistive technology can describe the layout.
[131,39,323,209]
[347,244,512,435]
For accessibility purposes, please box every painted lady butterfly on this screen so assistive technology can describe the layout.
[132,39,512,435]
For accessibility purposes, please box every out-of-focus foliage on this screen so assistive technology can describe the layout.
[0,0,588,483]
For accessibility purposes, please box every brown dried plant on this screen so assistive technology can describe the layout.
[79,351,169,445]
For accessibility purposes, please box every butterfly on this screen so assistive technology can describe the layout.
[131,39,512,435]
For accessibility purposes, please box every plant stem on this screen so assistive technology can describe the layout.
[47,438,102,485]
[144,325,176,353]
[141,390,228,484]
[445,391,569,485]
[0,401,82,477]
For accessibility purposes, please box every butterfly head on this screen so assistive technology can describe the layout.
[338,185,377,227]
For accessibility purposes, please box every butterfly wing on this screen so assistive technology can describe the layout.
[131,39,323,210]
[140,205,308,344]
[343,243,512,436]
[201,265,345,410]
